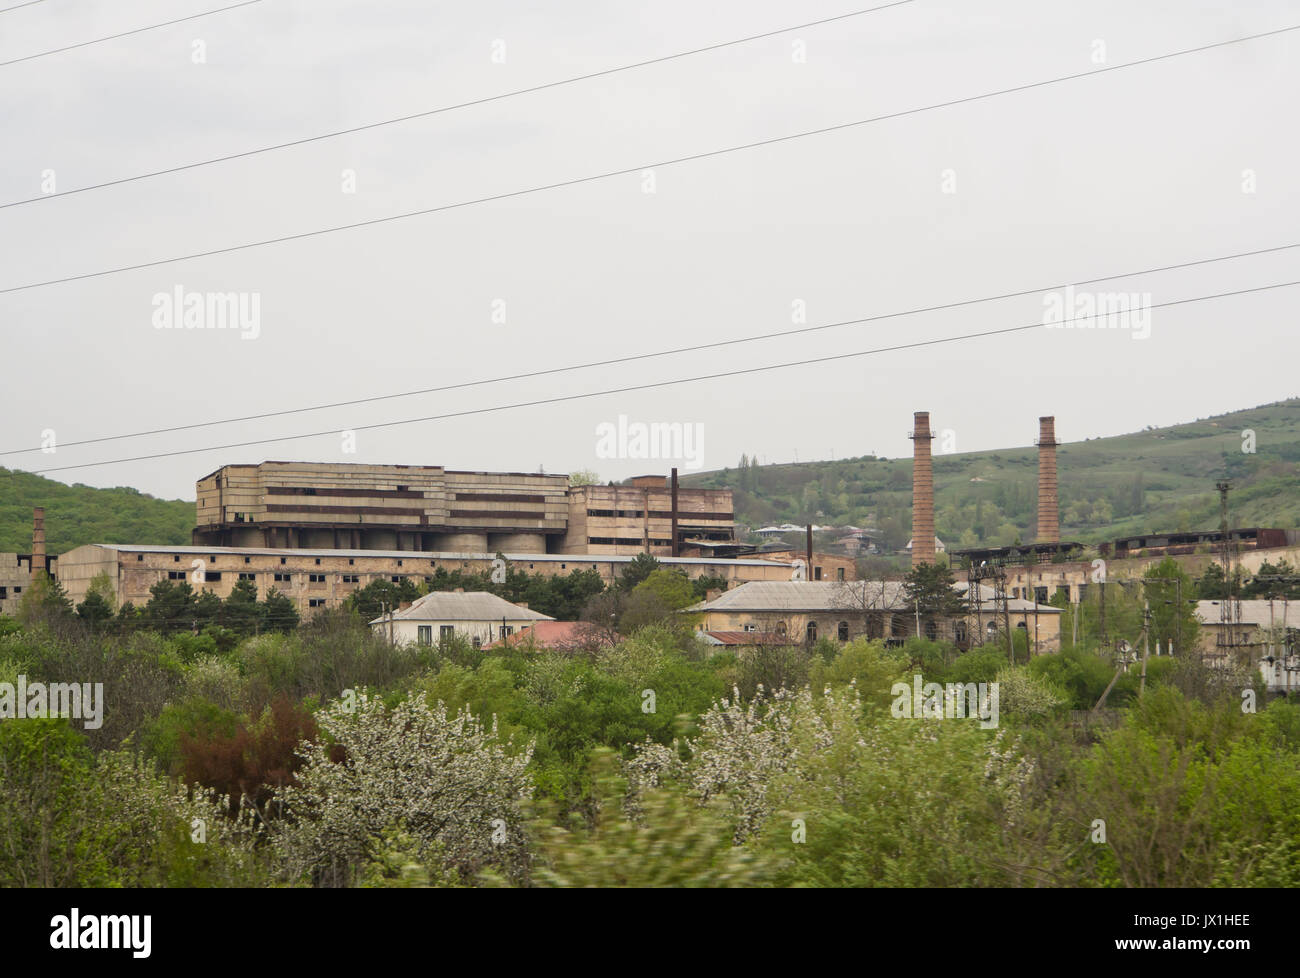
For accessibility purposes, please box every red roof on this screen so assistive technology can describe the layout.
[488,620,619,651]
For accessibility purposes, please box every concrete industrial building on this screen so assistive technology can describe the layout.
[562,475,735,556]
[192,462,737,559]
[54,542,809,613]
[193,462,570,552]
[0,508,54,617]
[0,553,32,617]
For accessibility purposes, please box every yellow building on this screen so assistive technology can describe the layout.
[55,543,805,614]
[687,580,1061,652]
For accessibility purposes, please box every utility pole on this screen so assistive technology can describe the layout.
[1140,602,1152,697]
[1216,479,1236,665]
[1099,579,1108,650]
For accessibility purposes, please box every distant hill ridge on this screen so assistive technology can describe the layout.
[0,469,192,554]
[3,399,1298,555]
[682,400,1300,552]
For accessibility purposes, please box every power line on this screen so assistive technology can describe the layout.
[3,23,1295,295]
[0,0,264,68]
[22,278,1300,475]
[0,1,46,13]
[2,240,1295,458]
[0,2,913,208]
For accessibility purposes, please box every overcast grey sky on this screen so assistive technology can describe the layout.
[1,0,1297,502]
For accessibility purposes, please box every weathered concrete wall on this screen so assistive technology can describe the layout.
[54,545,800,614]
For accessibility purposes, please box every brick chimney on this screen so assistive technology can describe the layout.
[910,412,935,568]
[31,507,46,583]
[1036,416,1060,543]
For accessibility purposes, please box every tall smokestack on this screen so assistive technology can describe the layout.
[670,468,679,557]
[910,412,935,568]
[1036,416,1060,543]
[31,507,46,583]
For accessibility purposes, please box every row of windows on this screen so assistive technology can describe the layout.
[178,571,387,586]
[738,621,856,641]
[415,625,512,648]
[148,554,434,568]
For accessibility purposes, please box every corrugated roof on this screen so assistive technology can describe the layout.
[368,591,553,624]
[690,581,907,613]
[1196,599,1300,628]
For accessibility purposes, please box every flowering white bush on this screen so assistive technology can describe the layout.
[994,667,1065,718]
[274,691,534,886]
[629,684,865,842]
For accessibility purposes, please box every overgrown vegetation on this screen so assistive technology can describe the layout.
[2,582,1293,888]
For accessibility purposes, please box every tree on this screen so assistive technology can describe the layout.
[691,575,729,601]
[222,578,262,636]
[344,578,421,621]
[568,470,600,487]
[1142,557,1199,657]
[1241,560,1300,600]
[582,587,674,636]
[618,553,661,591]
[0,718,257,887]
[75,573,116,629]
[144,580,199,634]
[902,562,965,623]
[273,691,534,887]
[1196,562,1229,600]
[16,572,73,627]
[262,588,299,633]
[515,749,779,887]
[634,569,697,611]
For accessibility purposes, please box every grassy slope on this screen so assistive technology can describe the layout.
[683,399,1300,547]
[0,468,193,554]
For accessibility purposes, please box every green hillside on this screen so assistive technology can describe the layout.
[684,400,1300,551]
[2,399,1298,558]
[0,468,193,554]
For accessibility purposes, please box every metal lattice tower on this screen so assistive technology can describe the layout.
[969,558,1013,662]
[1215,480,1241,665]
